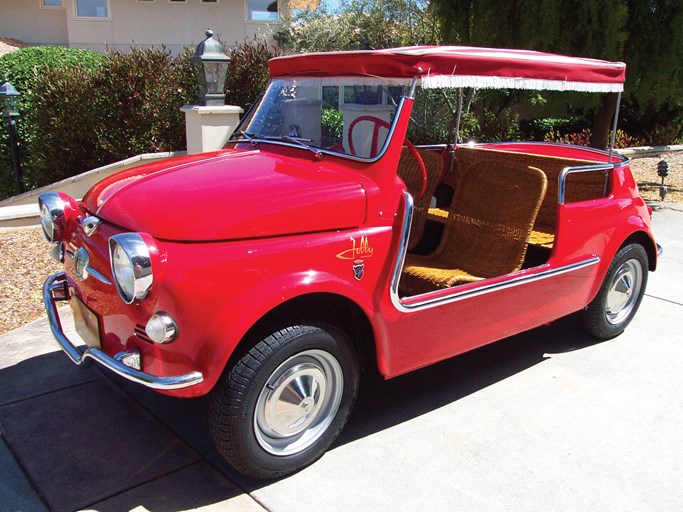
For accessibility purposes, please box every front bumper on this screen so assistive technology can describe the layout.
[43,272,204,390]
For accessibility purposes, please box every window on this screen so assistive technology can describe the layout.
[75,0,109,18]
[201,0,219,3]
[136,0,155,3]
[247,0,278,21]
[168,0,187,3]
[41,0,63,7]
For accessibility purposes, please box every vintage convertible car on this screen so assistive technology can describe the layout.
[40,46,659,479]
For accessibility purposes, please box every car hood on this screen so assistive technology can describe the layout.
[83,149,367,242]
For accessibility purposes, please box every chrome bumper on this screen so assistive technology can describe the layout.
[43,272,204,390]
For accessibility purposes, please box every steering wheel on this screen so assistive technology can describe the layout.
[347,115,428,200]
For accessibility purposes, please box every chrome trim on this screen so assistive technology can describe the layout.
[558,163,613,204]
[109,233,153,304]
[115,350,141,370]
[73,247,90,281]
[38,192,65,242]
[389,191,414,302]
[389,191,601,312]
[43,272,203,390]
[86,266,112,285]
[82,216,101,237]
[392,258,601,313]
[254,349,344,456]
[50,242,65,263]
[145,312,179,344]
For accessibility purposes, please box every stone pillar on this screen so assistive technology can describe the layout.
[180,105,244,155]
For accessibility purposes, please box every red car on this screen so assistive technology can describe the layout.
[40,46,659,479]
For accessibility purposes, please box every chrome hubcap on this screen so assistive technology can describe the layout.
[254,349,343,456]
[605,259,643,325]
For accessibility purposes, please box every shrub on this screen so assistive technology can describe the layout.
[92,48,195,160]
[0,46,105,198]
[25,47,195,189]
[544,128,641,149]
[464,110,523,143]
[523,116,585,141]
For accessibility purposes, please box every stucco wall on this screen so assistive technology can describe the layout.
[0,0,68,45]
[65,0,279,54]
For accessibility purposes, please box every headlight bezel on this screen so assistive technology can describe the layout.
[109,233,154,304]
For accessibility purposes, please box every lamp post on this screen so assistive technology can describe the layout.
[0,80,24,194]
[191,29,231,107]
[657,159,669,201]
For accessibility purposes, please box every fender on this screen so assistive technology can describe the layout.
[583,211,657,306]
[196,270,378,394]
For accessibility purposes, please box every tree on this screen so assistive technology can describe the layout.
[284,0,441,53]
[430,0,683,147]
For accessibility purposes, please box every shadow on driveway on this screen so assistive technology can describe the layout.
[0,313,601,511]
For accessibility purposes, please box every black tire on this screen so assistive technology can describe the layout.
[209,325,359,479]
[582,243,648,339]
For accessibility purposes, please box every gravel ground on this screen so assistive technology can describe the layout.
[0,152,681,336]
[0,228,61,335]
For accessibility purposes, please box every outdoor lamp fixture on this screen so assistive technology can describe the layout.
[657,159,669,201]
[191,29,230,107]
[0,80,24,194]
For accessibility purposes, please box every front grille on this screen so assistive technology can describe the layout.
[134,324,154,344]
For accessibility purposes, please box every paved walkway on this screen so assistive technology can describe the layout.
[1,204,682,512]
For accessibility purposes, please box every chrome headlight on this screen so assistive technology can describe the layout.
[109,233,153,304]
[38,192,65,242]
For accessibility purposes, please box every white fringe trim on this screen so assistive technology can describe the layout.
[421,75,623,93]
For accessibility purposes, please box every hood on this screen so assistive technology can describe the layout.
[83,149,367,241]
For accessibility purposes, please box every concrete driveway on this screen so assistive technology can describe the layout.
[1,204,682,512]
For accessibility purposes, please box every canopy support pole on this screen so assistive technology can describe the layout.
[449,88,464,173]
[608,91,622,164]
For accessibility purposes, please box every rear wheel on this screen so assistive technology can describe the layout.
[209,325,359,479]
[582,243,648,339]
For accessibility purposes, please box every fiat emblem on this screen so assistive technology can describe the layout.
[73,247,90,281]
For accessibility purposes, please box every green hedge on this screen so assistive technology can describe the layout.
[26,48,196,187]
[0,46,105,198]
[0,39,275,201]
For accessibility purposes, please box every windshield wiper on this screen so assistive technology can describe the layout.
[237,130,258,146]
[260,135,323,159]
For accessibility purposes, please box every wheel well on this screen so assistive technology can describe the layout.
[620,231,657,271]
[224,293,378,378]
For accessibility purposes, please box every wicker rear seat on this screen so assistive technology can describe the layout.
[431,147,606,249]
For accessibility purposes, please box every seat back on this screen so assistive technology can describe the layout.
[397,148,444,249]
[435,161,547,278]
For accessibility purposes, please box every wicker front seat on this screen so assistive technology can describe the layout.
[400,162,547,296]
[397,147,443,249]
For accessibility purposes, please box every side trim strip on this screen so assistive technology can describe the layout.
[389,192,600,313]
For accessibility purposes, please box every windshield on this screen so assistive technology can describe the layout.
[231,77,408,159]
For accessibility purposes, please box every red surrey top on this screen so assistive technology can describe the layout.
[269,46,626,93]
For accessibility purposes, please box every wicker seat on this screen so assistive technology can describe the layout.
[400,162,548,296]
[397,148,443,249]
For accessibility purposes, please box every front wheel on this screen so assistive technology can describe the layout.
[582,243,648,339]
[209,325,359,479]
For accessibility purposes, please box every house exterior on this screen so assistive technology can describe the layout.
[0,0,290,54]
